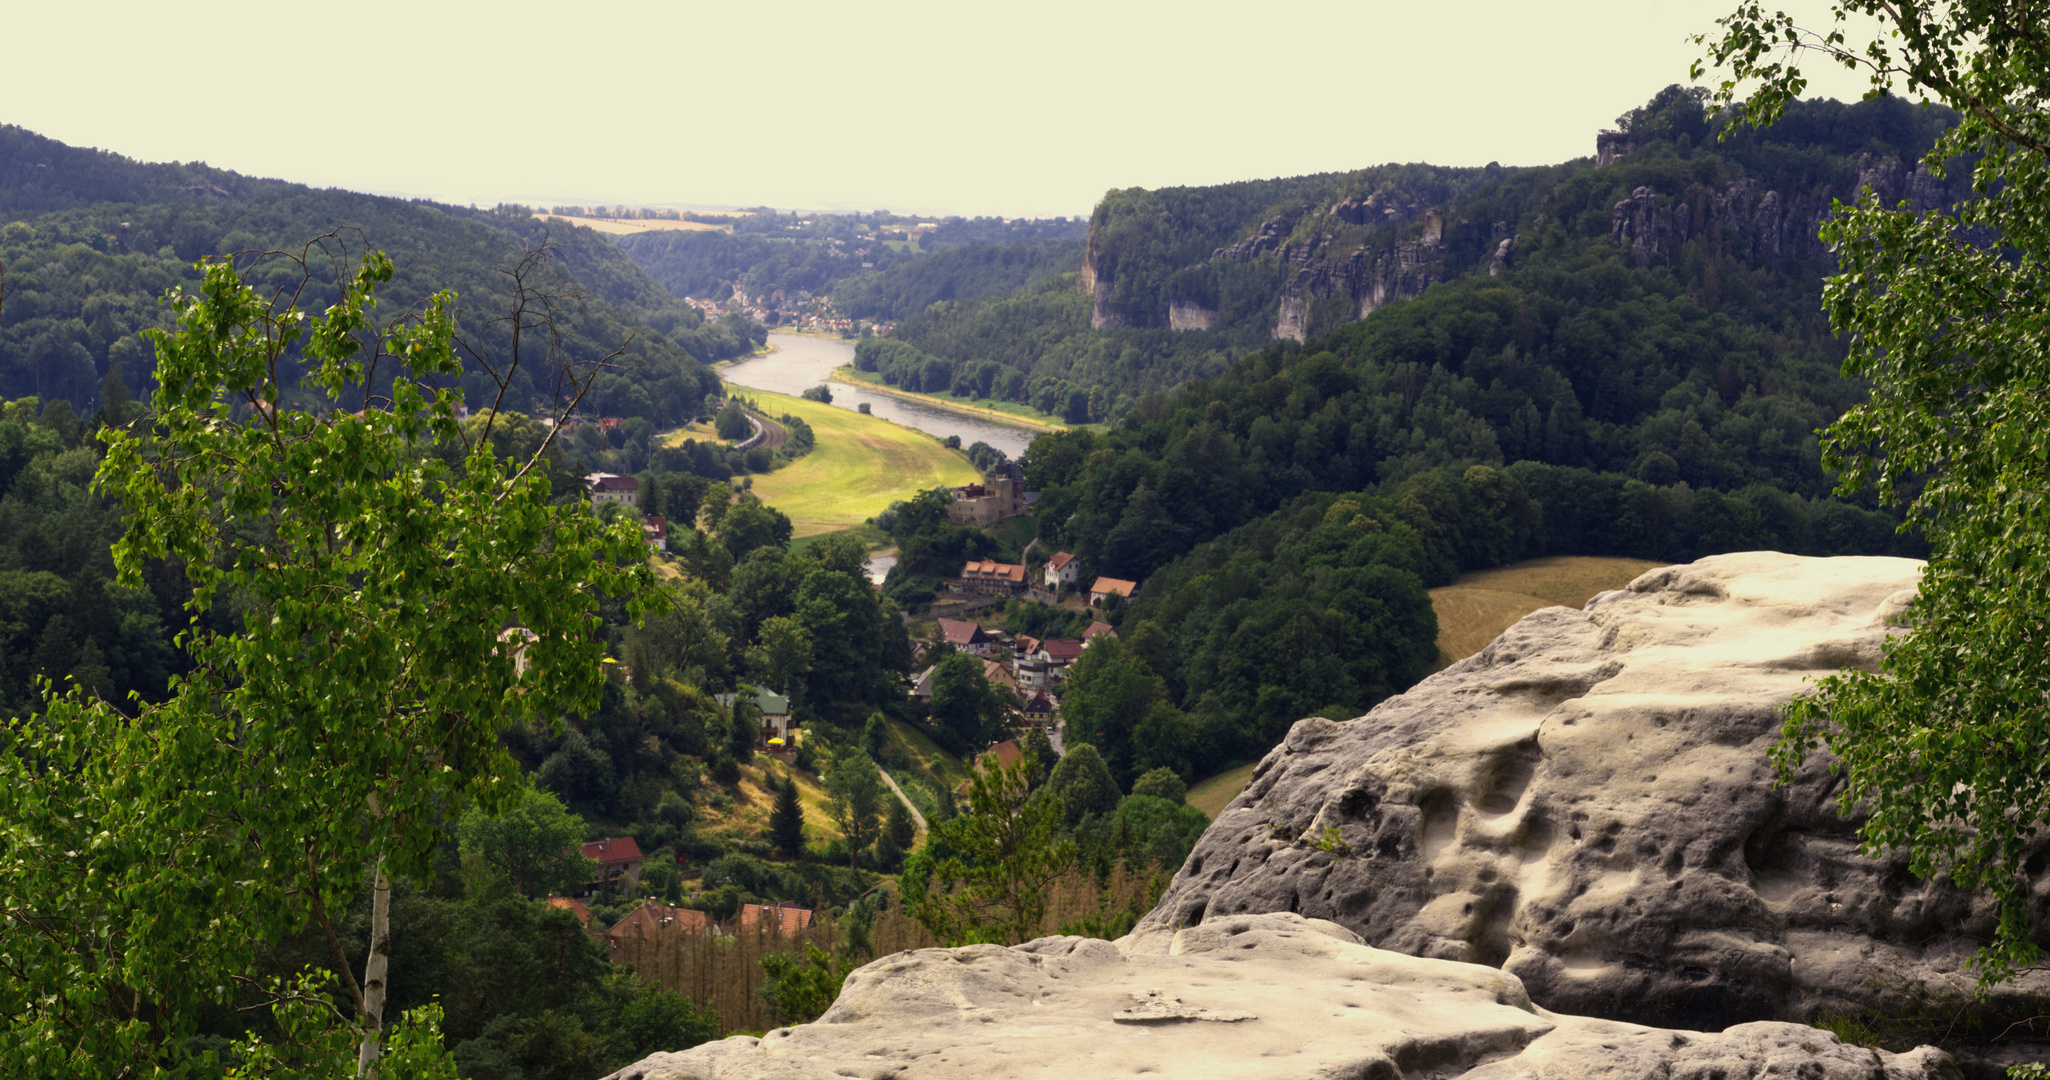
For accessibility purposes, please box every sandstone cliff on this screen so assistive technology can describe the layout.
[604,913,1958,1080]
[1141,553,2050,1046]
[1074,125,1970,348]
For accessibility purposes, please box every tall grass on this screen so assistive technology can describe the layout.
[609,865,1166,1037]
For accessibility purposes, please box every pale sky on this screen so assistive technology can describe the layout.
[13,1,1890,218]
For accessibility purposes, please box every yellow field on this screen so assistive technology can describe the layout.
[532,213,729,236]
[1187,762,1255,819]
[694,757,842,842]
[1429,555,1666,664]
[741,388,979,536]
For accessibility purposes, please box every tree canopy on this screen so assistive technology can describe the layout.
[0,245,649,1074]
[1698,0,2050,983]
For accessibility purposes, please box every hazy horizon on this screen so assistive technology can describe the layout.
[15,0,1894,219]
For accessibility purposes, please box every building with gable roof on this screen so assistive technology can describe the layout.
[936,618,992,655]
[958,558,1028,595]
[1043,552,1082,590]
[603,901,712,957]
[740,900,815,935]
[582,836,644,890]
[586,472,639,510]
[1089,576,1138,606]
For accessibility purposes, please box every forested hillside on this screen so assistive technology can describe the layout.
[1015,90,1952,785]
[866,91,1961,426]
[0,125,750,418]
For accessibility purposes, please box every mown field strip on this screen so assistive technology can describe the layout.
[744,388,981,537]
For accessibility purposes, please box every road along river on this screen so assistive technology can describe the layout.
[720,334,1036,460]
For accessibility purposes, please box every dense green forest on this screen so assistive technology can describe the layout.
[0,125,751,418]
[852,277,1242,421]
[830,239,1082,320]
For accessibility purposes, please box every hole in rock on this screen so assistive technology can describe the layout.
[1419,790,1459,859]
[1475,740,1541,817]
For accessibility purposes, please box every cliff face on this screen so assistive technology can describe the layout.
[1140,553,2050,1050]
[1607,153,1964,270]
[1072,114,1967,349]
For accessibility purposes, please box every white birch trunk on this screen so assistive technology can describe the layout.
[357,858,391,1077]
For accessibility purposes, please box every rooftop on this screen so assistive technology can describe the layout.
[582,836,643,865]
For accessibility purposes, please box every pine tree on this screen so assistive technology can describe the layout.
[770,773,805,858]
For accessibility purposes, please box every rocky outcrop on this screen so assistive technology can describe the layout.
[1273,232,1443,342]
[1078,225,1124,330]
[603,912,1958,1080]
[1165,301,1216,331]
[1611,154,1973,269]
[1610,180,1838,267]
[1142,553,2050,1040]
[1596,129,1637,167]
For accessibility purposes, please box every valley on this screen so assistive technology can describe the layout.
[4,35,2045,1075]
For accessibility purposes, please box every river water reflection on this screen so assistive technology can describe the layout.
[719,334,1037,461]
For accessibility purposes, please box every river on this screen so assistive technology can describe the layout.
[719,334,1038,460]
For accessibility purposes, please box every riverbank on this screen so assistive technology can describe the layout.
[831,366,1069,434]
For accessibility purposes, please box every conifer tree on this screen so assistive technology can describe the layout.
[770,773,806,858]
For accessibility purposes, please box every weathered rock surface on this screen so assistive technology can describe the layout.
[1142,553,2050,1037]
[602,913,1957,1080]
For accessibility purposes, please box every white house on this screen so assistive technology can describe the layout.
[1044,551,1082,590]
[586,473,639,510]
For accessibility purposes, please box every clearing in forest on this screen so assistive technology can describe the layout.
[743,388,979,537]
[1428,555,1666,665]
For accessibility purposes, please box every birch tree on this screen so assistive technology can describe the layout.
[0,238,651,1076]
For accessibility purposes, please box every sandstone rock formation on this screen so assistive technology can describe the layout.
[1142,553,2050,1039]
[602,913,1958,1080]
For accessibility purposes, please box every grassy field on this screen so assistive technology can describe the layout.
[659,419,720,444]
[693,756,842,844]
[737,388,980,537]
[1188,762,1256,819]
[834,366,1073,433]
[1428,555,1666,664]
[880,720,971,790]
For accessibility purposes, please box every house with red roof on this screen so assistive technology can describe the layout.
[1089,576,1137,606]
[1043,552,1082,590]
[936,618,992,656]
[604,900,712,955]
[582,836,644,890]
[958,558,1028,596]
[586,473,639,511]
[740,900,815,935]
[547,895,596,932]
